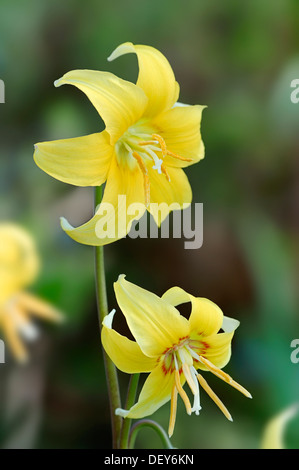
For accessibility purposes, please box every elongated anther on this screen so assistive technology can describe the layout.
[167,150,193,162]
[139,140,158,146]
[199,356,252,398]
[161,164,171,182]
[174,370,192,415]
[168,382,178,438]
[152,133,168,158]
[182,363,198,396]
[197,373,233,421]
[132,151,150,207]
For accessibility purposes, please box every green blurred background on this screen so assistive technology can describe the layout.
[0,0,299,449]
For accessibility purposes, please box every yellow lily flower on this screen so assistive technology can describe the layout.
[34,42,205,246]
[102,275,252,437]
[0,223,63,363]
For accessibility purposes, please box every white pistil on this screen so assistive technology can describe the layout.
[145,147,163,174]
[177,347,201,415]
[173,352,179,371]
[190,366,201,415]
[186,345,202,362]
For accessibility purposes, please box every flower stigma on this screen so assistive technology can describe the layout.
[161,337,202,437]
[159,336,251,437]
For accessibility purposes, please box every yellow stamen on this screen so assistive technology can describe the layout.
[138,133,192,182]
[174,370,192,415]
[152,133,168,157]
[197,373,233,421]
[153,133,193,162]
[199,356,252,398]
[152,133,192,162]
[182,363,198,396]
[161,163,171,182]
[143,174,150,208]
[168,382,178,438]
[132,151,151,207]
[142,133,193,163]
[166,150,193,162]
[139,140,157,146]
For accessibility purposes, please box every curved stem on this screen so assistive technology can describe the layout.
[119,374,140,449]
[129,419,175,449]
[94,185,122,449]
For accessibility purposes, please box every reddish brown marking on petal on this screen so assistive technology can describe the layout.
[162,346,171,355]
[178,336,189,342]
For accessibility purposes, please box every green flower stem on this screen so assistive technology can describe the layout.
[129,419,175,449]
[119,373,140,449]
[94,185,122,449]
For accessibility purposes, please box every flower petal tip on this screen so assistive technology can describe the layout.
[54,78,62,88]
[102,309,116,329]
[60,217,74,232]
[107,42,133,62]
[115,407,130,418]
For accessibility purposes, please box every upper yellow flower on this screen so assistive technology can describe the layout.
[0,223,63,362]
[102,275,251,437]
[34,42,205,246]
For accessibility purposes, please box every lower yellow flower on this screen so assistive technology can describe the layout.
[0,223,63,362]
[102,275,252,437]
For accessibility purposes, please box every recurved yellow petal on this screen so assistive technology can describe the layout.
[162,287,223,337]
[34,131,113,187]
[108,42,179,118]
[101,310,157,373]
[148,166,192,226]
[117,363,176,419]
[60,157,146,246]
[196,332,234,370]
[55,70,148,144]
[114,275,190,358]
[152,105,206,168]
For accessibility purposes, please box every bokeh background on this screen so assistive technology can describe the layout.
[0,0,299,449]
